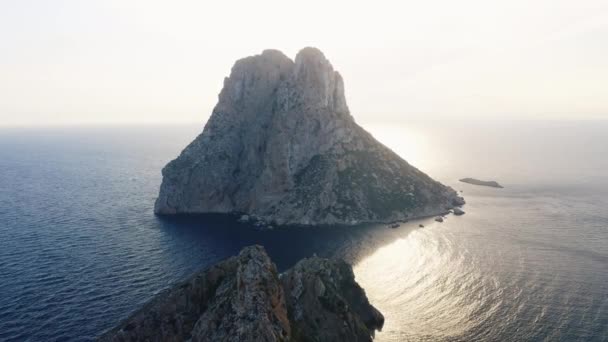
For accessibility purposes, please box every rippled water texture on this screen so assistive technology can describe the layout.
[0,121,607,341]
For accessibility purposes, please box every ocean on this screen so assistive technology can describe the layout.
[0,120,606,341]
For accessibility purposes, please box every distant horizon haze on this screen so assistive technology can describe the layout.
[1,117,608,130]
[1,0,608,126]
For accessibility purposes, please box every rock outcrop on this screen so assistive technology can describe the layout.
[98,246,383,342]
[155,47,464,225]
[281,256,384,341]
[453,207,465,215]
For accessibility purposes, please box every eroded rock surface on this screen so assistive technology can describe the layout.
[155,47,463,225]
[281,255,384,342]
[98,246,383,342]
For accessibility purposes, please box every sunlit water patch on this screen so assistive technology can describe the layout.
[354,190,608,341]
[355,226,493,340]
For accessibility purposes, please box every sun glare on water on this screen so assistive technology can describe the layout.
[354,223,501,341]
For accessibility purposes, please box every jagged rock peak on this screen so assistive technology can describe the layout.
[216,49,293,114]
[292,47,348,113]
[216,47,347,115]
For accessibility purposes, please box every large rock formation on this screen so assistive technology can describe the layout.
[155,47,464,225]
[98,246,384,342]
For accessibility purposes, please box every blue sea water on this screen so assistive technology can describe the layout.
[0,121,607,341]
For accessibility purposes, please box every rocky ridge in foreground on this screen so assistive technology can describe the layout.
[98,246,384,342]
[155,47,464,225]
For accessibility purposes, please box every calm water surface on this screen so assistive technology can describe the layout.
[0,121,606,341]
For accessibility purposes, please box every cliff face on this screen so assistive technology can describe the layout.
[98,246,384,342]
[155,47,464,225]
[281,255,385,341]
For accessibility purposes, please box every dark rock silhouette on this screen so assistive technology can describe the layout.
[98,246,383,342]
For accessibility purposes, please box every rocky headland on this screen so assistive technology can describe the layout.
[154,47,464,225]
[98,246,384,342]
[459,178,503,188]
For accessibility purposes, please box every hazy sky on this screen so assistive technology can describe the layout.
[1,0,607,126]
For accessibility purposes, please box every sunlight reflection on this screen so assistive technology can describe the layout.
[354,224,492,341]
[361,123,435,175]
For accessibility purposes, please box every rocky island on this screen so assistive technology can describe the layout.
[154,47,464,225]
[459,178,503,188]
[99,246,384,342]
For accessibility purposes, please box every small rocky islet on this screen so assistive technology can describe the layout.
[459,178,503,188]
